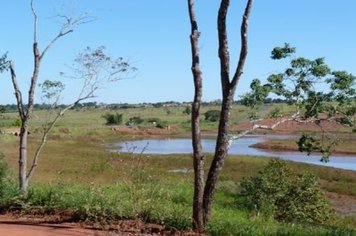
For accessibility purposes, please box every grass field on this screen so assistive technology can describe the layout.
[0,105,355,235]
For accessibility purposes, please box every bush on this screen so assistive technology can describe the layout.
[147,118,161,123]
[0,155,19,210]
[183,106,191,115]
[240,159,334,224]
[147,118,168,129]
[11,118,22,127]
[102,112,123,125]
[204,110,220,122]
[268,107,283,118]
[126,116,143,126]
[156,120,168,129]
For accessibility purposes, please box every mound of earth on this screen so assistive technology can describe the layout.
[232,117,347,134]
[111,125,178,137]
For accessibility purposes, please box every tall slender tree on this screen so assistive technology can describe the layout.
[8,0,90,192]
[0,1,136,193]
[188,0,205,231]
[188,0,254,231]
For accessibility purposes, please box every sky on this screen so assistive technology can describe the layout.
[1,0,356,105]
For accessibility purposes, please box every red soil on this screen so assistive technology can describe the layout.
[232,117,347,134]
[0,215,203,236]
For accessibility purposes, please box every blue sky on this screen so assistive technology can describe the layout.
[1,0,356,105]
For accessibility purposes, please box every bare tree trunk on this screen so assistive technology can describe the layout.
[19,124,29,192]
[18,42,42,192]
[187,0,253,229]
[202,0,253,224]
[188,0,205,232]
[203,94,234,223]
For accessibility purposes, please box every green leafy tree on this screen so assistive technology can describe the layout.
[242,44,355,162]
[240,159,334,224]
[39,80,65,107]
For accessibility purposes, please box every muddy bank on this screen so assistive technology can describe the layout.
[251,139,356,156]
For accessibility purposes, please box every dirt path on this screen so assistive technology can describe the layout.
[0,215,201,236]
[0,216,111,236]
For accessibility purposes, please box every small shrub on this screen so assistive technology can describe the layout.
[102,112,123,125]
[240,159,334,224]
[0,156,19,210]
[204,110,220,122]
[11,118,22,127]
[249,112,261,121]
[147,118,161,123]
[156,120,168,129]
[146,118,169,129]
[183,106,191,115]
[0,105,5,114]
[275,172,334,224]
[268,107,284,118]
[126,116,143,126]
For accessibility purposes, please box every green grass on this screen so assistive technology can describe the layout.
[0,180,353,235]
[0,103,299,132]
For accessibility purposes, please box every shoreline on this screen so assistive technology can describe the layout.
[250,140,356,156]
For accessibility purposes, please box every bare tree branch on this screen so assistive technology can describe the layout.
[27,91,95,181]
[25,0,42,120]
[9,62,25,120]
[30,0,38,44]
[227,112,340,146]
[41,14,90,59]
[26,42,41,118]
[231,0,253,88]
[27,46,129,183]
[217,0,231,93]
[201,0,254,224]
[230,113,300,141]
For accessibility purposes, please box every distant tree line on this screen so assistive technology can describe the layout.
[0,98,295,113]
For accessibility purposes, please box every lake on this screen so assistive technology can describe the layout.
[111,135,356,171]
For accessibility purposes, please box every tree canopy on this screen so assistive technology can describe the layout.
[242,44,356,161]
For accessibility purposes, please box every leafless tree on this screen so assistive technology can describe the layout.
[6,1,135,192]
[7,0,90,192]
[188,0,253,231]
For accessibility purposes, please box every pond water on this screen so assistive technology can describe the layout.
[111,135,356,171]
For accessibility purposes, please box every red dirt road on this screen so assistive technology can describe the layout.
[0,216,110,236]
[0,215,201,236]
